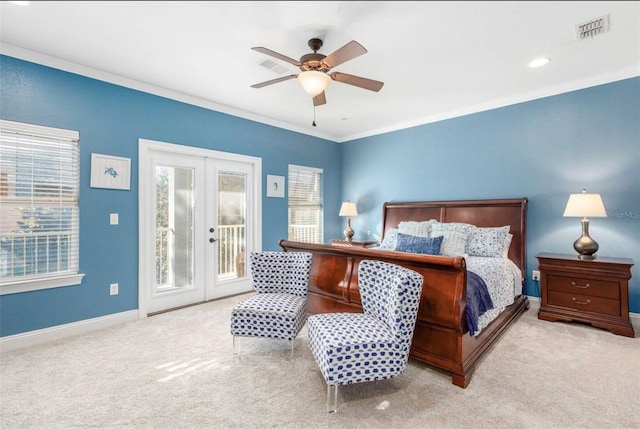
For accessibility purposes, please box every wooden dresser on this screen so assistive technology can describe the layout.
[536,252,635,337]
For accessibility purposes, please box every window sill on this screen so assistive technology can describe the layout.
[0,273,85,295]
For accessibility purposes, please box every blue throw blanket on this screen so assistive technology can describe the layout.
[466,270,494,336]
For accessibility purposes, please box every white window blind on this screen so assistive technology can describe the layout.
[288,164,323,243]
[0,119,81,292]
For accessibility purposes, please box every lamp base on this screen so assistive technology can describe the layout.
[343,218,354,242]
[577,254,597,260]
[573,218,599,260]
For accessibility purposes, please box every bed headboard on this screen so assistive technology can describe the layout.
[381,198,528,277]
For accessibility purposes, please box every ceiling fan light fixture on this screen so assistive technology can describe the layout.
[529,57,550,68]
[297,71,331,97]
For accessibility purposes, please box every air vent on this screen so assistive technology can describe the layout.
[575,14,610,40]
[258,58,290,75]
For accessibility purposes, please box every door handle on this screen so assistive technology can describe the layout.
[209,237,217,243]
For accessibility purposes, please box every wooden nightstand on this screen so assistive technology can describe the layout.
[331,239,378,248]
[536,252,635,337]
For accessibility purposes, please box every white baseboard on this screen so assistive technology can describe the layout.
[0,310,139,353]
[526,295,640,335]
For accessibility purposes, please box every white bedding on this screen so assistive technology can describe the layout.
[367,245,523,336]
[466,256,522,336]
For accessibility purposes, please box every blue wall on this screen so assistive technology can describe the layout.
[341,77,640,311]
[0,55,342,336]
[1,54,638,337]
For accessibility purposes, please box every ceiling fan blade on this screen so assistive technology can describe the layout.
[330,72,384,92]
[323,40,367,68]
[251,74,298,89]
[313,92,327,106]
[251,47,301,66]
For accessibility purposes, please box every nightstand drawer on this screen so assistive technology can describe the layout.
[547,274,619,299]
[547,290,620,316]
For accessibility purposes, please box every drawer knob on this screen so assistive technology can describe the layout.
[572,297,591,305]
[571,281,590,289]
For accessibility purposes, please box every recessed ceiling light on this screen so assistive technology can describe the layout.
[529,57,550,68]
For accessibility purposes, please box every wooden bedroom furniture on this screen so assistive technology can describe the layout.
[330,239,378,248]
[280,198,529,388]
[536,253,635,337]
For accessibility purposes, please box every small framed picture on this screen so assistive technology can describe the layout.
[266,175,285,198]
[90,153,131,190]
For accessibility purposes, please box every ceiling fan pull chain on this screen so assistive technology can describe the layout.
[312,105,317,127]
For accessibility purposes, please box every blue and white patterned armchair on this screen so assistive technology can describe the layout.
[230,251,312,354]
[308,259,424,412]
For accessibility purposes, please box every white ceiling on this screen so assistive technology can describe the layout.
[1,1,638,143]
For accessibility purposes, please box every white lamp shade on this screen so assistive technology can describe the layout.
[563,192,607,217]
[339,201,358,217]
[297,71,331,97]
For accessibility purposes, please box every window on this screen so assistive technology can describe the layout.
[0,119,82,295]
[288,164,323,243]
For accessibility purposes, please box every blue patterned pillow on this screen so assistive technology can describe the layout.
[395,233,444,255]
[466,226,510,257]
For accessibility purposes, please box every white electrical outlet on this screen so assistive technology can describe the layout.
[110,283,119,295]
[532,270,540,282]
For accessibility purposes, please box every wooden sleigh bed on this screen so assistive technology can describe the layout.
[280,198,529,388]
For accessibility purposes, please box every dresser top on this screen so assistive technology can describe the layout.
[536,252,634,266]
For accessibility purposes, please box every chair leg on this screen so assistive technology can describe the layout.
[326,384,338,413]
[289,338,295,357]
[233,335,240,355]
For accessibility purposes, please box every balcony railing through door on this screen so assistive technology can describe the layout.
[156,224,246,288]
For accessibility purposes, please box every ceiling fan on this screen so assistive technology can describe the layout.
[251,38,384,109]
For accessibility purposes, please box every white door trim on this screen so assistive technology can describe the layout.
[138,139,262,318]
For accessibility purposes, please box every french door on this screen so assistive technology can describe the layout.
[138,139,261,316]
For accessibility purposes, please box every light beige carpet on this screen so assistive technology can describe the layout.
[1,294,638,429]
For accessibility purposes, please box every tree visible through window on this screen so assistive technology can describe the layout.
[288,164,323,243]
[0,120,81,293]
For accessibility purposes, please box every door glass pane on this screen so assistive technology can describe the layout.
[218,171,246,279]
[155,165,194,292]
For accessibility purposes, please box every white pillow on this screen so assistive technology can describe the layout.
[431,221,475,236]
[397,219,437,237]
[433,230,468,256]
[466,225,510,257]
[379,228,398,250]
[502,233,513,258]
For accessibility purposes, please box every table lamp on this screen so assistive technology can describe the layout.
[339,201,358,242]
[563,189,607,259]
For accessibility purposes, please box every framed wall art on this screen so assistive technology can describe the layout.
[266,174,285,198]
[90,153,131,190]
